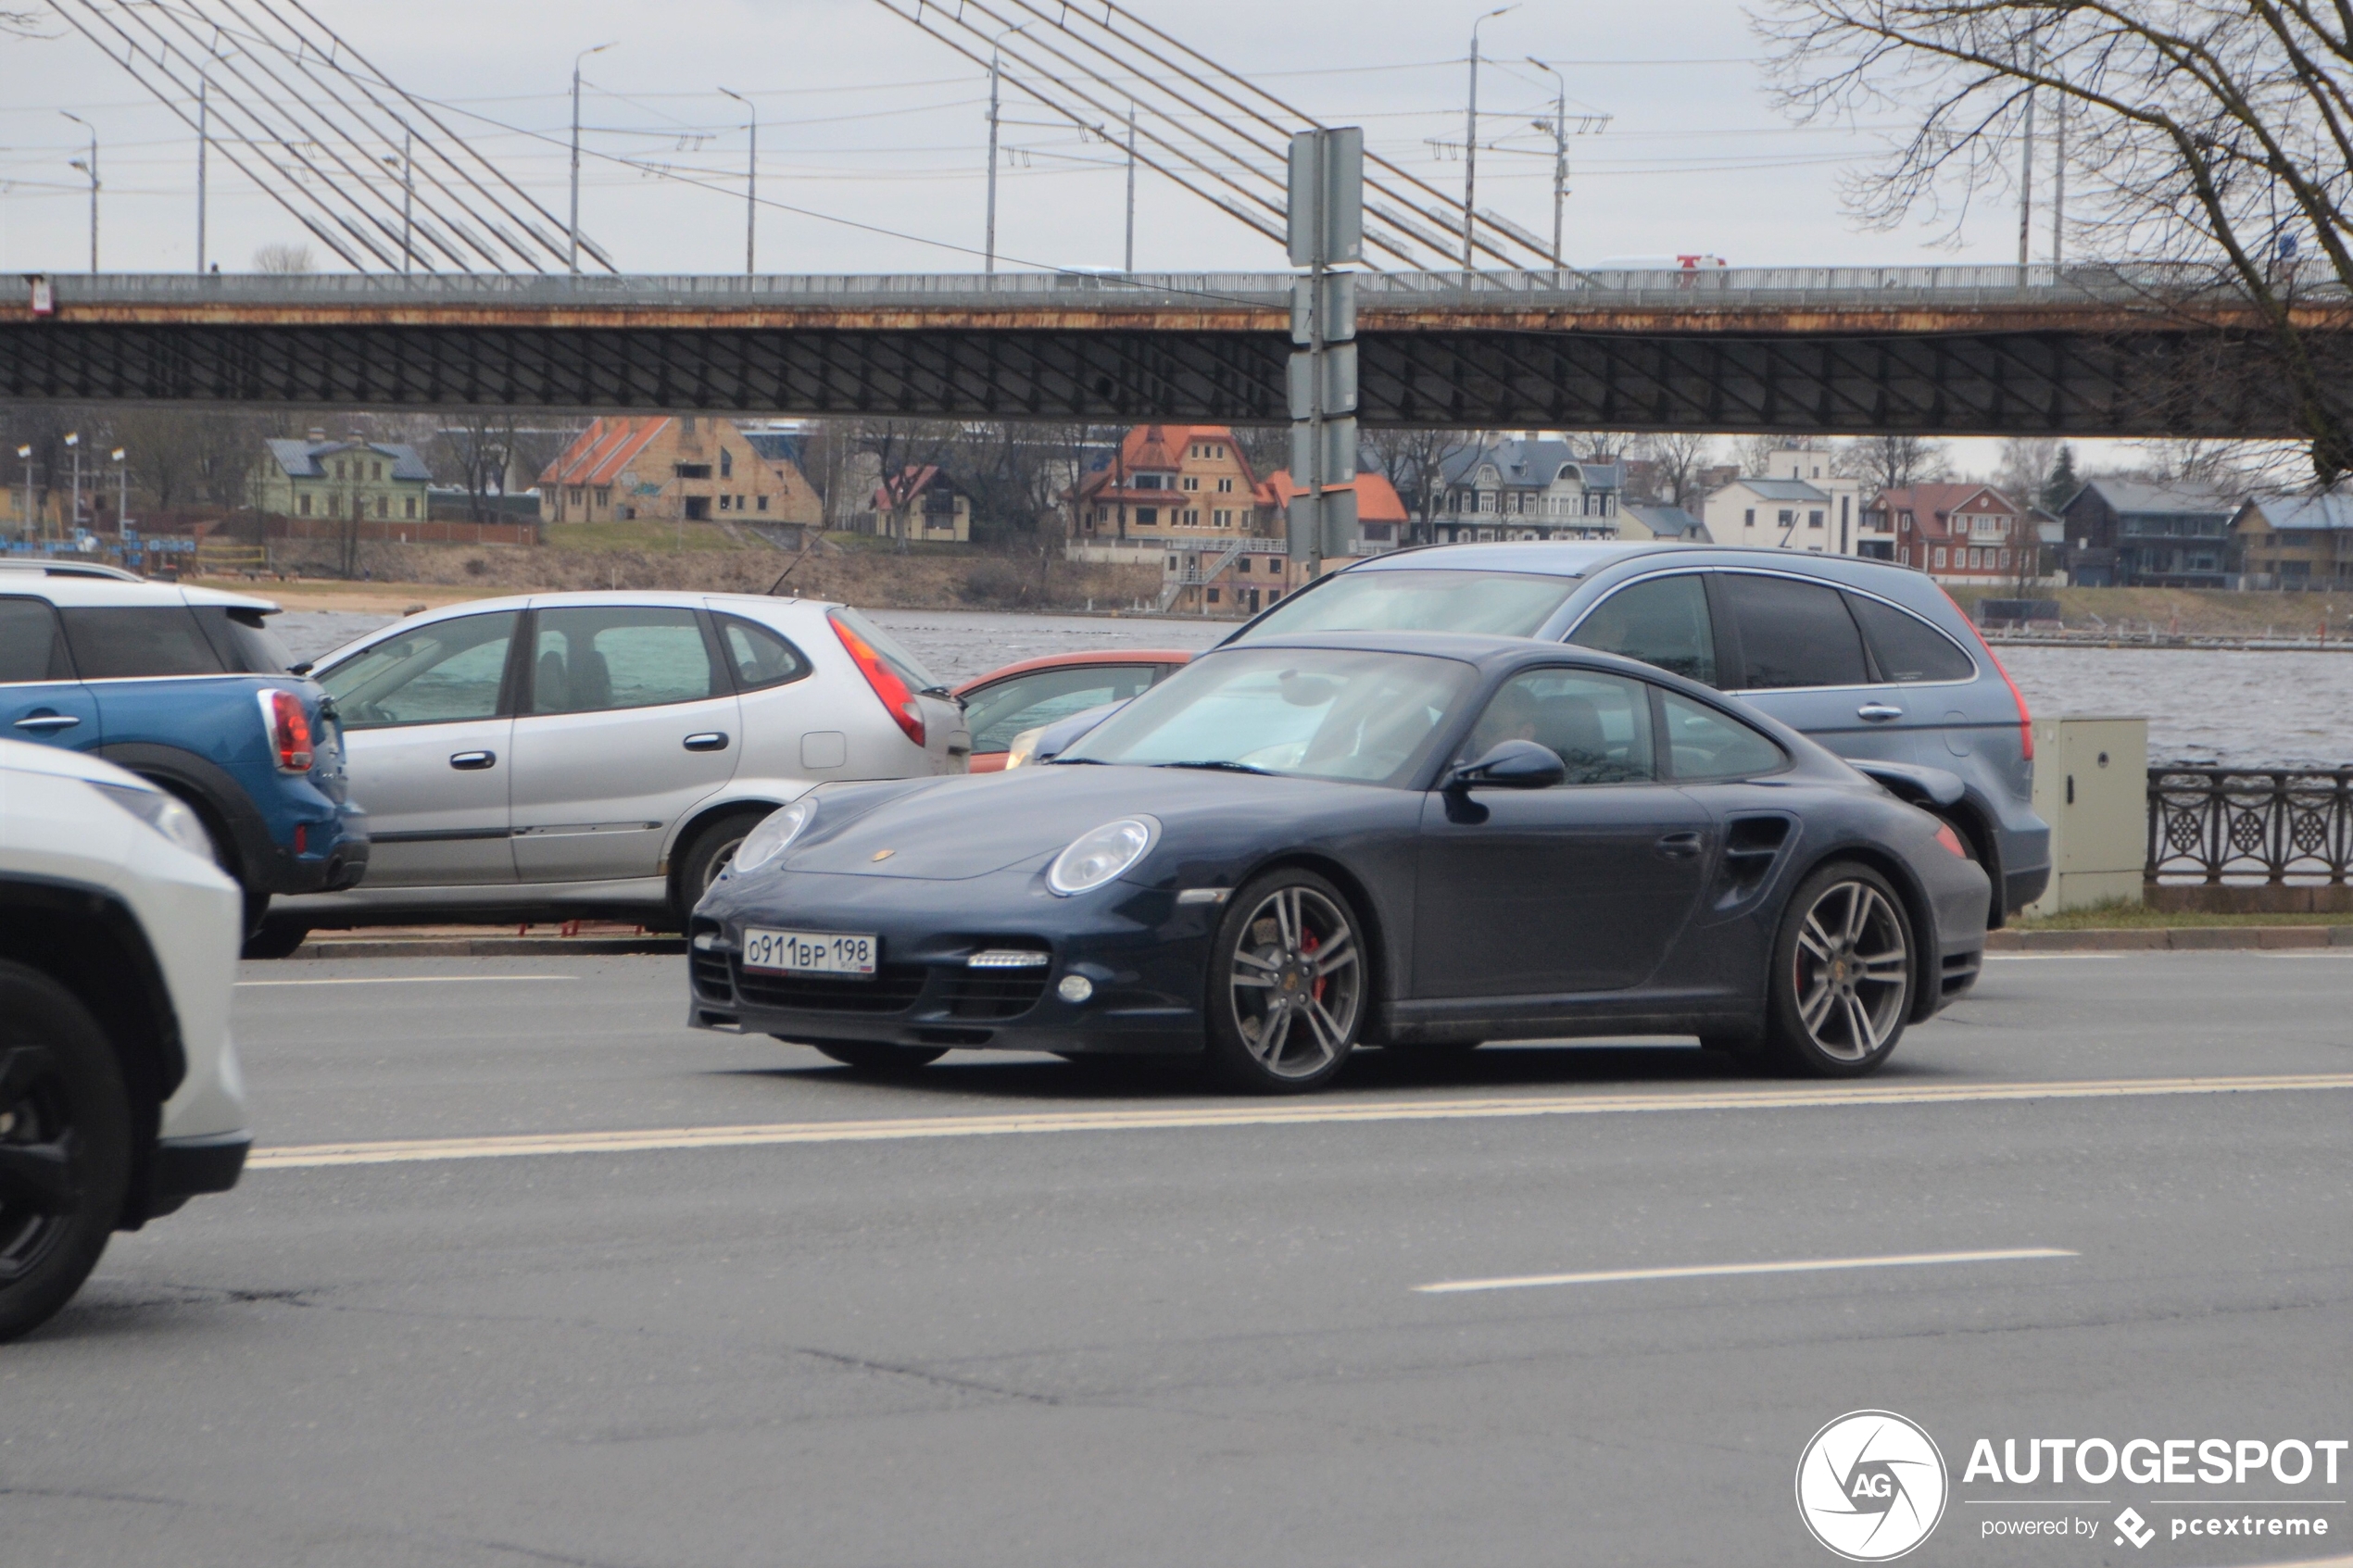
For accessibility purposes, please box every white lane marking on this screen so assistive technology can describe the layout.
[1414,1247,2076,1296]
[244,1073,2353,1171]
[235,975,577,988]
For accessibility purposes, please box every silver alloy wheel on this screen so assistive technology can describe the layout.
[1791,879,1910,1062]
[1227,884,1363,1080]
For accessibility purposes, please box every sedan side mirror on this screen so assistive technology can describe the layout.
[1448,738,1566,791]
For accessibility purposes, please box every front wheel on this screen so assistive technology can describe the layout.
[1204,869,1366,1093]
[0,960,132,1342]
[1764,862,1915,1077]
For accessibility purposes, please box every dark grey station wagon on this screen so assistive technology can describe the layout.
[1231,543,2048,921]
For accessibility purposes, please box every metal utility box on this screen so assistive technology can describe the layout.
[2025,715,2148,916]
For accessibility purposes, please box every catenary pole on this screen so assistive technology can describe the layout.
[721,87,756,274]
[1462,6,1514,270]
[570,42,614,275]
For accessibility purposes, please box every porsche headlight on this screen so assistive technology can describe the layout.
[89,780,217,863]
[1003,724,1046,770]
[1046,816,1158,897]
[727,797,815,878]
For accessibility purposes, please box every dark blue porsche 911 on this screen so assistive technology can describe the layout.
[686,632,1989,1093]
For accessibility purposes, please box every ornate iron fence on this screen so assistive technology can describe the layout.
[2147,769,2353,883]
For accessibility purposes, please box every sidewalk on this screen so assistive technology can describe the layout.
[1989,924,2353,952]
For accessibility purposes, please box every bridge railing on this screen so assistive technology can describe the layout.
[2147,768,2353,884]
[40,262,2328,313]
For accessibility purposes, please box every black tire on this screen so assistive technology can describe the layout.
[0,960,133,1343]
[241,916,311,960]
[1764,861,1916,1078]
[1203,868,1367,1094]
[805,1040,949,1075]
[673,809,774,925]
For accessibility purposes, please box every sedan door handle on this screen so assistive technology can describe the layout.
[683,732,730,753]
[1655,831,1705,860]
[11,714,80,732]
[1856,704,1906,722]
[448,750,497,771]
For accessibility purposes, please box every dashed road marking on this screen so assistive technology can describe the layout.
[1414,1247,2077,1295]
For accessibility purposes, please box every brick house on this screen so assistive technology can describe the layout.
[1865,483,2028,585]
[258,430,433,526]
[538,416,823,529]
[1070,425,1260,546]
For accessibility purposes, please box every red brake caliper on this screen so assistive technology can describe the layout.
[1302,929,1325,1005]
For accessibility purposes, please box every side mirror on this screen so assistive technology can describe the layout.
[1448,738,1566,791]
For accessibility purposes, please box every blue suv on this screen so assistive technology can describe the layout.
[0,562,368,951]
[1232,544,2049,922]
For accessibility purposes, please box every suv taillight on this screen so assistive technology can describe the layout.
[1944,590,2034,762]
[829,611,925,747]
[260,688,314,771]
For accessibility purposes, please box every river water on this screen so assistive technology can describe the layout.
[275,607,2353,771]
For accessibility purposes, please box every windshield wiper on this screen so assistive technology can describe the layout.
[1155,759,1274,775]
[1047,755,1111,765]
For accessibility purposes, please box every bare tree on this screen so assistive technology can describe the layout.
[1362,427,1476,543]
[252,243,317,273]
[1760,0,2353,483]
[1636,432,1717,508]
[1835,433,1949,496]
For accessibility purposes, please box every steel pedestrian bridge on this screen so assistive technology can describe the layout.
[5,265,2346,436]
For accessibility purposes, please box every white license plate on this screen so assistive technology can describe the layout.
[740,927,878,978]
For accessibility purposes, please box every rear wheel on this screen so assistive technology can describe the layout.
[1204,869,1365,1094]
[804,1040,948,1075]
[0,960,132,1343]
[1764,862,1915,1077]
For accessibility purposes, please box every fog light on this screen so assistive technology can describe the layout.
[1057,973,1094,1004]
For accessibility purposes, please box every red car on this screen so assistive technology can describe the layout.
[953,649,1193,772]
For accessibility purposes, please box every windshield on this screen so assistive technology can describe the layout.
[1236,568,1579,642]
[1060,646,1475,787]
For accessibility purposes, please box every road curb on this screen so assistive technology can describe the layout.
[285,936,686,960]
[1988,925,2353,952]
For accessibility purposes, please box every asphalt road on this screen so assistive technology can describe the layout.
[8,951,2353,1568]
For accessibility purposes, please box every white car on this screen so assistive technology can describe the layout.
[279,591,969,934]
[0,738,250,1341]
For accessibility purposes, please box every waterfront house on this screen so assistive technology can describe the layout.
[1865,483,2028,585]
[2233,491,2353,591]
[1430,437,1623,542]
[1069,425,1260,550]
[259,431,432,525]
[538,417,824,529]
[2057,479,2237,587]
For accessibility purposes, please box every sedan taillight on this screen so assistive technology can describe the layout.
[260,688,314,771]
[829,612,925,747]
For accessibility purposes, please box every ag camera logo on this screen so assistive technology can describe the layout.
[1797,1411,1949,1561]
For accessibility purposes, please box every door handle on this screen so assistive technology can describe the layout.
[1655,831,1705,859]
[11,714,80,732]
[683,732,730,752]
[1856,704,1906,722]
[448,750,497,771]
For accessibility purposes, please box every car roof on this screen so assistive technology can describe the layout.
[0,571,280,614]
[952,648,1194,695]
[1210,627,1678,682]
[1342,540,1939,590]
[0,558,145,583]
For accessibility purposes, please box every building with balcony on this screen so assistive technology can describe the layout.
[1865,483,2030,585]
[2232,490,2353,590]
[2057,479,2238,587]
[1070,425,1261,552]
[1430,438,1623,542]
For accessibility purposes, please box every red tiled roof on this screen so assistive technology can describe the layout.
[542,417,671,488]
[1073,425,1253,504]
[1869,482,2019,541]
[1254,469,1409,524]
[875,464,945,511]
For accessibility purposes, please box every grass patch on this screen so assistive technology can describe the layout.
[2012,899,2353,931]
[543,521,760,553]
[821,530,978,557]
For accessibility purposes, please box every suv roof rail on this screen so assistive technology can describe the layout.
[0,558,147,583]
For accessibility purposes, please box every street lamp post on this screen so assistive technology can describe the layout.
[15,445,33,542]
[1527,56,1567,269]
[720,87,756,276]
[61,111,98,272]
[570,41,616,275]
[112,447,128,534]
[984,23,1026,276]
[64,431,82,536]
[1461,6,1516,270]
[384,135,414,273]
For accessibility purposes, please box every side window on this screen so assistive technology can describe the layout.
[0,597,70,683]
[320,611,519,729]
[1844,595,1977,684]
[1718,573,1869,690]
[1464,669,1655,784]
[1659,689,1788,782]
[964,664,1163,755]
[58,606,228,679]
[531,606,720,714]
[715,614,812,691]
[1567,574,1718,685]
